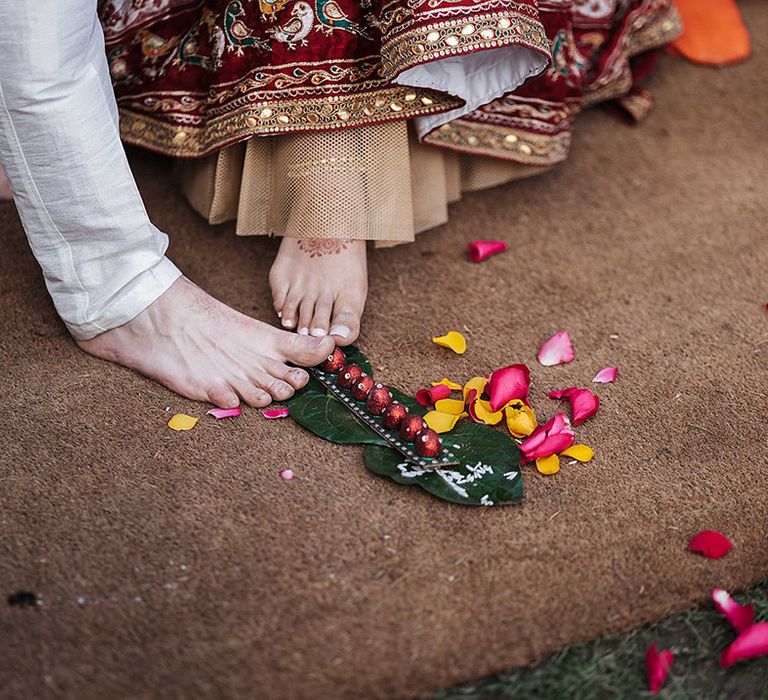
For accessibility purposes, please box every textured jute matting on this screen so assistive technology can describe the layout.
[1,5,766,698]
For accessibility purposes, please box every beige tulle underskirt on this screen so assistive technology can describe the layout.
[177,120,549,247]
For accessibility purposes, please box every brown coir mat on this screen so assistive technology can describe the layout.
[1,5,766,698]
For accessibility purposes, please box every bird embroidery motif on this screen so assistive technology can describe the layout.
[314,0,369,38]
[270,1,315,49]
[225,1,270,54]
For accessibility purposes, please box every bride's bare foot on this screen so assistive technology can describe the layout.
[269,237,367,346]
[76,276,335,408]
[0,166,12,201]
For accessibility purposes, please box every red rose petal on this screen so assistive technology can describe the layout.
[720,622,768,668]
[467,239,507,262]
[712,588,754,633]
[547,387,600,426]
[487,364,531,411]
[688,530,733,559]
[519,413,575,464]
[537,331,575,366]
[262,407,290,420]
[416,384,452,406]
[646,643,673,693]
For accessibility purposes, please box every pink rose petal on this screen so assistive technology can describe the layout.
[519,413,575,464]
[712,588,754,633]
[416,384,452,407]
[262,407,290,420]
[593,366,618,384]
[720,622,768,668]
[547,387,600,426]
[645,643,673,693]
[487,364,531,411]
[537,331,575,366]
[688,530,733,559]
[207,407,242,419]
[280,468,294,480]
[467,239,507,263]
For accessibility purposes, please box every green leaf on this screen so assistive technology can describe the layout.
[287,345,524,506]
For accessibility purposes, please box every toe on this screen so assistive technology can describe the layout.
[267,361,310,390]
[206,382,241,409]
[280,290,301,330]
[253,370,296,402]
[329,305,361,347]
[309,294,333,337]
[297,296,315,337]
[279,331,335,367]
[236,382,273,409]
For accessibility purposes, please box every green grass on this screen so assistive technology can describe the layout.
[436,580,768,700]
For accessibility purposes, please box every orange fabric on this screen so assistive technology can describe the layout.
[669,0,751,65]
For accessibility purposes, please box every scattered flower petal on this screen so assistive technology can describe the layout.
[548,387,600,426]
[416,384,452,406]
[646,644,673,693]
[504,401,537,438]
[470,399,504,426]
[712,588,754,633]
[536,454,560,475]
[261,407,290,419]
[167,413,198,431]
[432,331,467,355]
[688,530,733,559]
[207,407,242,419]
[434,398,466,415]
[431,378,463,391]
[462,376,488,403]
[519,413,575,464]
[720,622,768,668]
[537,331,575,366]
[487,364,531,411]
[560,444,595,462]
[424,410,463,434]
[467,239,507,262]
[280,468,294,480]
[593,366,619,384]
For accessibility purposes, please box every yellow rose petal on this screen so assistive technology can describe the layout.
[434,398,466,415]
[462,376,488,403]
[472,399,504,426]
[431,378,463,391]
[504,403,538,438]
[424,410,462,433]
[167,413,198,431]
[432,331,467,355]
[561,444,595,462]
[536,454,560,475]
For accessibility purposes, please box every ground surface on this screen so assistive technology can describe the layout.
[0,4,766,698]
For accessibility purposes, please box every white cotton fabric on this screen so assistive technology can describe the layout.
[394,45,548,139]
[0,1,180,340]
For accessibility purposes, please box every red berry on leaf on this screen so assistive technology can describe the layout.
[366,383,393,415]
[382,402,408,429]
[320,347,346,373]
[400,414,426,442]
[352,375,375,401]
[338,364,363,389]
[415,428,442,458]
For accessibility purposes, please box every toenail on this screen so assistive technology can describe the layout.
[310,328,327,337]
[282,318,294,328]
[330,325,351,339]
[277,311,282,318]
[298,327,309,336]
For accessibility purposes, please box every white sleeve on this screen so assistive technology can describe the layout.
[0,0,181,340]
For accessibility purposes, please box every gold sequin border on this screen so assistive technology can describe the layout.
[423,119,571,166]
[381,11,550,78]
[119,85,462,157]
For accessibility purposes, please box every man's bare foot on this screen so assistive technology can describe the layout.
[269,237,367,345]
[0,166,12,201]
[76,276,335,408]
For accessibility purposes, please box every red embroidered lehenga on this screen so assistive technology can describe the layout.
[100,0,680,244]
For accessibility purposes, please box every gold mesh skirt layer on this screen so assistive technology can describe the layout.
[176,121,550,247]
